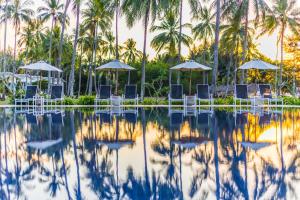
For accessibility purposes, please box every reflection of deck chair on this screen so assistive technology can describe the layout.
[26,113,37,125]
[259,113,272,126]
[170,111,184,130]
[124,112,138,124]
[97,112,112,124]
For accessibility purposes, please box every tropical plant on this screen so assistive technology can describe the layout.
[151,11,191,57]
[260,0,300,90]
[122,0,168,99]
[121,38,142,63]
[38,0,64,63]
[68,0,82,96]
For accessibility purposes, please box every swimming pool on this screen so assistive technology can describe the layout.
[0,107,299,200]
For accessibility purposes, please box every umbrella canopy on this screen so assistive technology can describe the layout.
[170,60,212,71]
[96,60,135,94]
[19,61,63,72]
[170,60,211,95]
[96,60,135,71]
[26,138,63,150]
[239,59,279,70]
[240,141,273,151]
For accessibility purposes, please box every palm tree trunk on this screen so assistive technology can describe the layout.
[49,17,55,63]
[3,0,8,73]
[115,0,119,60]
[177,0,183,84]
[78,45,83,97]
[13,24,18,96]
[212,0,221,94]
[68,3,80,96]
[241,0,250,84]
[141,3,150,100]
[57,0,71,68]
[279,23,285,95]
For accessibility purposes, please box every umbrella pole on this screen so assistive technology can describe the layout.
[202,71,205,84]
[48,71,51,93]
[116,70,119,95]
[169,70,172,87]
[189,70,192,95]
[128,71,130,85]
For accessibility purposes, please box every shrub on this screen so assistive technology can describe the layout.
[77,95,95,105]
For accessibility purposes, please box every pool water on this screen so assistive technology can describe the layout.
[0,107,299,200]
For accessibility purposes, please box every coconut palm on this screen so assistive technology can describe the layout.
[56,0,71,68]
[121,38,142,63]
[151,11,191,57]
[122,0,168,100]
[192,4,215,65]
[2,0,9,73]
[104,0,122,60]
[212,0,221,92]
[82,0,112,95]
[100,31,116,60]
[18,19,46,62]
[8,0,33,70]
[68,0,82,96]
[38,0,64,63]
[260,0,300,90]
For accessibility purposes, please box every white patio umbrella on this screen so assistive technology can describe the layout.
[96,60,135,94]
[239,59,279,70]
[19,61,63,92]
[238,59,279,93]
[170,60,212,94]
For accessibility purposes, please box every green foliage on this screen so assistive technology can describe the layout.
[283,96,300,105]
[77,95,95,105]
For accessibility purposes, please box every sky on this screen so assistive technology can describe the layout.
[1,0,299,61]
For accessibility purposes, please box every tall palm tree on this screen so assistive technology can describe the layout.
[82,0,112,95]
[38,0,64,63]
[192,4,216,65]
[122,0,168,100]
[2,0,9,73]
[104,0,121,60]
[101,31,116,60]
[212,0,221,93]
[223,0,267,83]
[57,0,71,68]
[121,38,142,63]
[68,0,82,96]
[9,0,33,95]
[260,0,300,92]
[150,11,191,57]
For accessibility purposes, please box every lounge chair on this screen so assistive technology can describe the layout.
[234,84,254,108]
[15,85,38,106]
[258,84,283,106]
[95,85,112,106]
[45,85,64,106]
[123,85,139,105]
[196,84,213,106]
[168,84,184,107]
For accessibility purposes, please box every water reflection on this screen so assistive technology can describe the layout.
[0,107,299,199]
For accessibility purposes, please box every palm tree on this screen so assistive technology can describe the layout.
[121,38,142,63]
[192,4,215,65]
[150,11,191,57]
[56,0,71,69]
[101,31,116,60]
[223,0,267,83]
[18,19,46,62]
[2,0,9,73]
[82,0,112,95]
[8,0,33,95]
[68,0,82,96]
[104,0,121,60]
[38,0,64,63]
[260,0,300,92]
[122,0,168,99]
[212,0,221,93]
[9,0,33,67]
